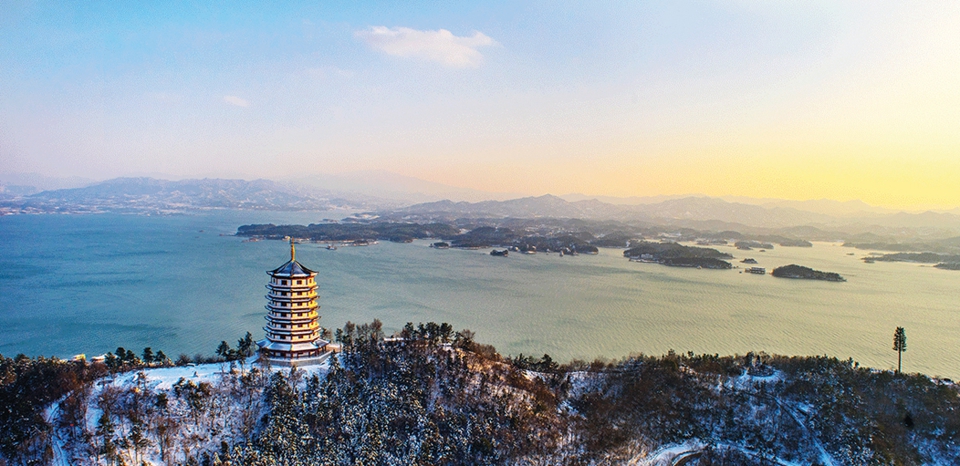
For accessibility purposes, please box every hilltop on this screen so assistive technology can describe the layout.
[2,322,959,465]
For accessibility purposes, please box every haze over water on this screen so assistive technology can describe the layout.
[1,210,958,378]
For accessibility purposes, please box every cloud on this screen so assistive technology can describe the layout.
[223,95,249,107]
[355,26,496,68]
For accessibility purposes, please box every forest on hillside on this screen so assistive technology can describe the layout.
[2,322,959,465]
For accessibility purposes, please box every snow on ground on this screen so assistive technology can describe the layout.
[564,370,607,397]
[631,440,703,466]
[779,400,835,466]
[634,440,813,466]
[63,358,335,466]
[102,357,332,392]
[44,398,71,466]
[107,363,226,391]
[730,369,782,390]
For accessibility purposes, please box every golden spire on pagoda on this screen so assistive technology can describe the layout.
[290,237,296,261]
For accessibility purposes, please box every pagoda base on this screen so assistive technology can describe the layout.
[260,350,333,368]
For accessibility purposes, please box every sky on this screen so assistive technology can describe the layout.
[1,1,959,209]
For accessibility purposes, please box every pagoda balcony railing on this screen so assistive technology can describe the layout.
[265,315,317,325]
[266,291,317,301]
[264,323,320,334]
[266,283,316,291]
[264,330,319,340]
[265,301,317,311]
[264,350,325,360]
[265,310,317,318]
[263,330,320,342]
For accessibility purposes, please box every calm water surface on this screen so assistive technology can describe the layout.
[1,211,958,377]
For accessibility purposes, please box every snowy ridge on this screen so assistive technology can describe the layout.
[9,338,960,465]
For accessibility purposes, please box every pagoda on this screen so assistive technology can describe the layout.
[257,239,330,366]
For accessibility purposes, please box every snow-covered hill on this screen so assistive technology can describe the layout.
[5,326,960,465]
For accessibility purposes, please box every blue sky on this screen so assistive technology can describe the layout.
[2,1,959,207]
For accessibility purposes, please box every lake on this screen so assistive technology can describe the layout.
[1,211,957,378]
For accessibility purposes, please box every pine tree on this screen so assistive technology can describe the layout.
[128,417,151,464]
[238,332,254,358]
[142,347,154,365]
[893,326,907,373]
[254,372,313,464]
[104,352,119,371]
[95,412,119,465]
[216,341,232,361]
[125,349,139,365]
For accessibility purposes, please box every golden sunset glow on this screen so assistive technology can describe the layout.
[2,2,959,209]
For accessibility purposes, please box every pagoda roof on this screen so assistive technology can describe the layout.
[268,259,316,277]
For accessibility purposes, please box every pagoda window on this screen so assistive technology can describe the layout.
[281,280,288,285]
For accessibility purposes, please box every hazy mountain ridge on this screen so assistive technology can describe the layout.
[2,177,395,213]
[391,194,960,237]
[0,183,40,198]
[0,173,95,191]
[5,176,960,242]
[395,194,628,220]
[624,197,837,227]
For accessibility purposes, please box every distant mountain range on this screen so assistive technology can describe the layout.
[1,177,396,214]
[0,172,95,191]
[387,194,960,236]
[3,174,960,241]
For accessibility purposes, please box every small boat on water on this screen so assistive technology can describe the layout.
[745,267,766,275]
[490,249,509,257]
[326,244,337,250]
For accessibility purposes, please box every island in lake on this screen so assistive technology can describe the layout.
[862,252,960,267]
[771,264,846,282]
[735,240,774,250]
[624,241,733,269]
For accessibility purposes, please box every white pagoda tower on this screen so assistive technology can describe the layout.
[257,239,330,366]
